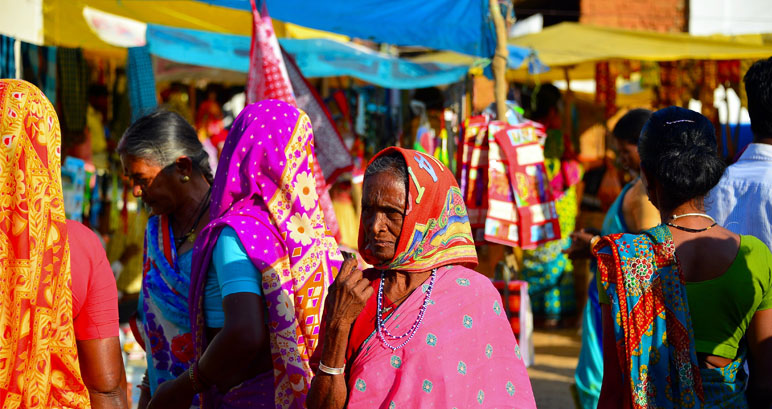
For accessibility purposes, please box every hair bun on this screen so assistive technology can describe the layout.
[639,107,726,209]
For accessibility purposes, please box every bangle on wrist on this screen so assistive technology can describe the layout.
[589,235,601,251]
[319,362,346,376]
[189,362,208,393]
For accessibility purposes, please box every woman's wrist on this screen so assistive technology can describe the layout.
[326,319,354,334]
[174,370,197,397]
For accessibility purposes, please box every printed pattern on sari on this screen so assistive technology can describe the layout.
[0,79,90,408]
[700,349,748,407]
[346,265,537,409]
[594,225,704,409]
[190,100,342,409]
[358,147,478,272]
[137,215,197,403]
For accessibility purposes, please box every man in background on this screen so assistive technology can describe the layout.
[707,57,772,249]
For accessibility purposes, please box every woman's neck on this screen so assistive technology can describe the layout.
[659,200,711,227]
[171,175,210,233]
[383,269,433,305]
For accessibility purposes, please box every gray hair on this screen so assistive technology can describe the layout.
[117,110,213,183]
[364,151,408,193]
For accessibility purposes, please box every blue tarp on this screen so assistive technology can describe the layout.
[195,0,497,58]
[281,39,469,89]
[146,24,472,88]
[147,24,251,72]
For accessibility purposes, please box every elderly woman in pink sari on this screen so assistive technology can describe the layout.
[147,100,343,409]
[308,147,536,408]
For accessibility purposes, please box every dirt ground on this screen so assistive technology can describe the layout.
[527,328,582,409]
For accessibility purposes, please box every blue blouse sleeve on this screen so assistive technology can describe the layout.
[213,226,263,297]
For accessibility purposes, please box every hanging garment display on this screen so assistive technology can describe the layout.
[20,43,57,104]
[458,115,490,242]
[283,48,352,184]
[489,122,560,249]
[245,0,294,105]
[485,120,519,247]
[0,35,14,79]
[57,47,88,132]
[126,45,157,121]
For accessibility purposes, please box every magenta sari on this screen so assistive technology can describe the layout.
[189,100,343,408]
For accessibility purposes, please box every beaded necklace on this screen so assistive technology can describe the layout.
[376,268,437,351]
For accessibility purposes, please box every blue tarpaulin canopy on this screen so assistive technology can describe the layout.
[195,0,497,57]
[146,24,472,88]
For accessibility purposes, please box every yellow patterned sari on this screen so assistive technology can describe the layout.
[0,79,90,408]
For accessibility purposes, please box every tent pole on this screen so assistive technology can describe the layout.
[489,0,509,121]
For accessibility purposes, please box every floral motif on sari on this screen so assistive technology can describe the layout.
[594,225,704,408]
[138,214,197,405]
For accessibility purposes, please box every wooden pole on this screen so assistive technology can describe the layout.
[489,0,509,121]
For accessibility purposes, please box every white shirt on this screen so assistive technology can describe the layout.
[706,143,772,249]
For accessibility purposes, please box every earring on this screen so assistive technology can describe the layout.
[182,175,190,183]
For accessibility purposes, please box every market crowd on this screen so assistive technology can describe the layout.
[1,57,771,409]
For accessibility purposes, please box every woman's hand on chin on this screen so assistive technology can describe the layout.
[326,257,374,329]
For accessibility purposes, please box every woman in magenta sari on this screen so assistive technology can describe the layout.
[147,100,343,408]
[308,147,536,408]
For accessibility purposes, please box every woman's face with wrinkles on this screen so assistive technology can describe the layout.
[360,171,406,265]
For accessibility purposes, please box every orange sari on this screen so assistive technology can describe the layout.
[0,80,90,408]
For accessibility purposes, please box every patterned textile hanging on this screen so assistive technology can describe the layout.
[0,35,14,79]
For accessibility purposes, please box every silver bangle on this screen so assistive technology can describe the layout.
[319,362,345,375]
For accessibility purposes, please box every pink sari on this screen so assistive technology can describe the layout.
[346,265,536,409]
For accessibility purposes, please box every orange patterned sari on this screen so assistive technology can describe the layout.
[0,80,90,408]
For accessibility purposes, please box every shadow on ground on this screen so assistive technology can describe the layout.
[527,328,581,409]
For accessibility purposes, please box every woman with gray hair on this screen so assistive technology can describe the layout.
[118,110,214,408]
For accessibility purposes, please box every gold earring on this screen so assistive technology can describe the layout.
[182,175,190,183]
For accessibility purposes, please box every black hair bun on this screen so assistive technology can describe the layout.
[639,106,726,209]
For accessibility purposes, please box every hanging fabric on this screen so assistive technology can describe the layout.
[0,35,14,79]
[458,115,491,242]
[20,42,57,105]
[491,122,561,249]
[57,47,88,132]
[485,120,520,247]
[283,48,352,184]
[245,0,294,104]
[126,45,158,121]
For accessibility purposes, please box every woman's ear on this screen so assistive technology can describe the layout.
[174,156,194,178]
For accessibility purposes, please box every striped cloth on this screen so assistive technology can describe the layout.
[57,47,88,132]
[127,45,158,121]
[0,35,15,79]
[21,42,57,105]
